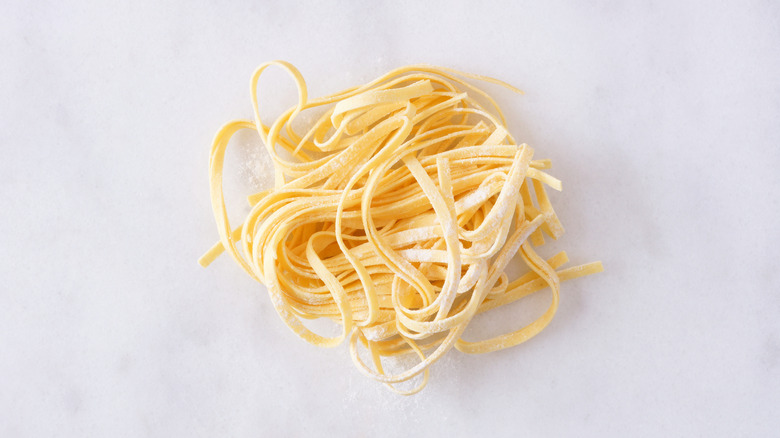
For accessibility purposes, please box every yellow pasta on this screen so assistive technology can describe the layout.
[200,61,603,394]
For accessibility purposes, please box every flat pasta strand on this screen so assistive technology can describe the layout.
[200,61,603,394]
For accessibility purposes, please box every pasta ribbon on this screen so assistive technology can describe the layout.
[201,61,602,394]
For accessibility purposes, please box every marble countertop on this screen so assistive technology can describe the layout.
[2,1,778,436]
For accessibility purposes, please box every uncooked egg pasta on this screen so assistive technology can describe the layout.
[200,61,602,394]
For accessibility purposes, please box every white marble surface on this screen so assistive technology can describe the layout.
[2,1,779,436]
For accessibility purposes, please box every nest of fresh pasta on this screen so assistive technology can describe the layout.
[200,61,602,394]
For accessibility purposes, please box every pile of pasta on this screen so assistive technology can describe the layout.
[200,61,602,394]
